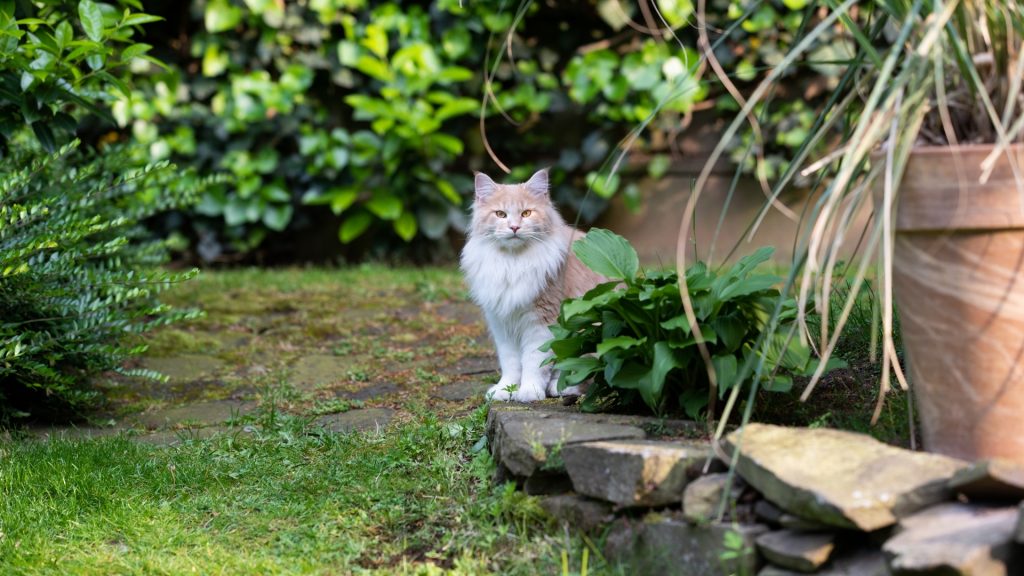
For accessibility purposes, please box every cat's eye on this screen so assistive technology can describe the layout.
[521,210,532,218]
[495,210,507,218]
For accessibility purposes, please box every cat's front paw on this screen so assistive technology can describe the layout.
[486,380,518,402]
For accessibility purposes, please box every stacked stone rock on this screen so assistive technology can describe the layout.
[486,405,1024,576]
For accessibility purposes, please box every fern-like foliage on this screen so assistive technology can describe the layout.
[0,140,213,419]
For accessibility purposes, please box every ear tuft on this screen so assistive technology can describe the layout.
[474,172,497,200]
[524,168,549,197]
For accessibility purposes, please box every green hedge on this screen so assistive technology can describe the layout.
[118,0,846,261]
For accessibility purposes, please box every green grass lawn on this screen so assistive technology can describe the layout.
[1,407,608,575]
[0,266,611,575]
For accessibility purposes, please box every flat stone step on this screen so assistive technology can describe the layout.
[487,408,646,478]
[725,424,966,531]
[563,439,712,507]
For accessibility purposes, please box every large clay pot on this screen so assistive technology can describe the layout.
[887,144,1024,463]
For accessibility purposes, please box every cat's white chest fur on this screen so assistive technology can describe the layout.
[460,235,566,318]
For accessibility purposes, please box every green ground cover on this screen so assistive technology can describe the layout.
[0,266,908,575]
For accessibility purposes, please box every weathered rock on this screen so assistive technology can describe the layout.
[725,424,966,531]
[313,408,394,434]
[488,408,646,478]
[684,473,744,523]
[563,439,711,507]
[139,399,254,429]
[756,500,786,525]
[541,494,614,532]
[605,513,767,576]
[883,503,1021,576]
[949,459,1024,501]
[291,354,369,389]
[756,530,835,573]
[431,381,491,402]
[139,354,226,383]
[1016,503,1024,544]
[758,549,890,576]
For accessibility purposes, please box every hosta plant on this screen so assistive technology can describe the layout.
[544,229,842,417]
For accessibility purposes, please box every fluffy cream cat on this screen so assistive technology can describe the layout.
[460,168,606,402]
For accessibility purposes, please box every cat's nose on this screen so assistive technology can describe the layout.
[510,225,520,233]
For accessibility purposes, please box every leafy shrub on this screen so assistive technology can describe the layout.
[0,2,202,419]
[545,229,842,417]
[0,141,205,417]
[112,0,853,261]
[1,0,161,152]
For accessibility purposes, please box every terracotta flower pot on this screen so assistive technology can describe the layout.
[886,144,1024,463]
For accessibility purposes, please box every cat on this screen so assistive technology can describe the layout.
[460,168,606,402]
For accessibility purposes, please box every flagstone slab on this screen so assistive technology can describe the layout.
[312,408,394,434]
[883,503,1022,576]
[725,424,966,531]
[139,399,255,430]
[431,381,491,402]
[290,354,371,389]
[139,355,226,383]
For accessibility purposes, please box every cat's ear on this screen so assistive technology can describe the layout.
[474,172,497,201]
[525,168,549,197]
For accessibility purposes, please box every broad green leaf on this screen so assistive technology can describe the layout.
[120,43,151,61]
[639,341,682,409]
[712,354,738,397]
[261,203,292,231]
[78,0,103,42]
[763,375,793,393]
[205,0,242,33]
[553,357,602,385]
[365,195,402,220]
[718,274,780,301]
[661,314,691,333]
[711,313,747,352]
[430,133,463,155]
[393,212,416,241]
[561,286,624,320]
[595,336,646,357]
[339,211,372,243]
[360,23,388,58]
[608,361,648,390]
[572,228,638,281]
[436,180,461,204]
[121,13,164,27]
[354,55,392,82]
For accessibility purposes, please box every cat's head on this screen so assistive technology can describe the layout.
[470,168,560,248]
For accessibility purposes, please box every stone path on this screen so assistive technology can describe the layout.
[30,275,500,446]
